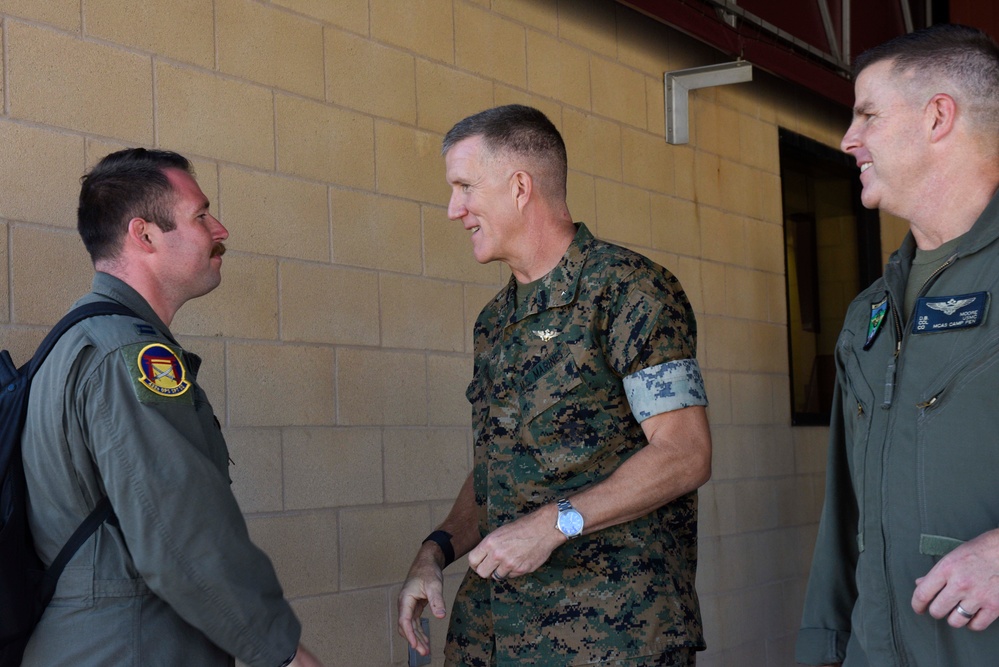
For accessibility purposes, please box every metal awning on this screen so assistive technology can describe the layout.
[618,0,932,108]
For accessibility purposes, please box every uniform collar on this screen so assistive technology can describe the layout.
[84,272,177,344]
[501,223,595,325]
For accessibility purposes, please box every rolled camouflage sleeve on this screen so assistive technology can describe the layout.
[623,358,707,422]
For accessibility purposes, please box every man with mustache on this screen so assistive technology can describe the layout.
[20,148,322,667]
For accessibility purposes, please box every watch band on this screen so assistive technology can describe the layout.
[423,529,455,568]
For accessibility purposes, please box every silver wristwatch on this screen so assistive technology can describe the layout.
[555,498,584,539]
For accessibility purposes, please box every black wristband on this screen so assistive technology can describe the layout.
[423,530,455,568]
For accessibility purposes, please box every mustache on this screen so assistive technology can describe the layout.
[211,243,226,258]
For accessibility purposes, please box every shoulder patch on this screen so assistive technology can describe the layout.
[121,342,194,403]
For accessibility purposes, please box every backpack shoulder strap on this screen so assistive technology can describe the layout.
[26,301,138,604]
[26,301,140,379]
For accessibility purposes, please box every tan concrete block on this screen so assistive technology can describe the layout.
[526,32,590,112]
[424,206,505,284]
[292,589,392,665]
[157,64,274,169]
[271,0,368,33]
[702,369,731,426]
[711,478,779,535]
[594,179,650,248]
[171,254,278,339]
[371,0,453,63]
[699,260,726,317]
[177,336,226,419]
[650,194,698,257]
[384,427,470,502]
[330,188,421,273]
[557,0,617,57]
[246,511,338,598]
[375,122,449,203]
[339,504,429,588]
[725,266,769,321]
[326,30,416,124]
[645,75,668,137]
[10,227,93,325]
[416,61,494,135]
[492,0,557,31]
[455,2,526,89]
[0,121,82,226]
[562,109,622,181]
[692,99,741,161]
[228,342,334,426]
[617,5,671,74]
[767,272,787,325]
[732,373,774,425]
[219,167,329,261]
[280,261,379,346]
[217,0,324,98]
[276,95,374,189]
[754,321,789,374]
[566,171,596,229]
[698,314,751,372]
[0,0,80,31]
[428,354,473,426]
[623,127,675,195]
[699,206,745,266]
[224,428,283,513]
[746,218,784,274]
[720,160,762,220]
[465,283,504,352]
[337,348,427,425]
[283,427,383,509]
[739,114,778,173]
[671,144,695,202]
[7,22,152,143]
[591,58,647,129]
[381,274,464,352]
[692,151,722,209]
[85,0,213,68]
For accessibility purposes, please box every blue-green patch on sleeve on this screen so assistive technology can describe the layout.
[120,342,195,405]
[623,358,707,422]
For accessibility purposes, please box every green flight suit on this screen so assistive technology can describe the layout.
[22,272,300,667]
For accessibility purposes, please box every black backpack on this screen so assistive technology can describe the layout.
[0,301,138,666]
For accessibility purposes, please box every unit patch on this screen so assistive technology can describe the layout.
[136,343,191,397]
[913,291,990,334]
[864,295,889,350]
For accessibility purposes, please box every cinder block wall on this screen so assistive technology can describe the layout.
[0,1,871,664]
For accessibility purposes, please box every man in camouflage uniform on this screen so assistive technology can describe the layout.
[397,105,713,666]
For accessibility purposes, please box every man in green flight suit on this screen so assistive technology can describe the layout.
[796,24,999,667]
[397,105,713,666]
[21,148,323,667]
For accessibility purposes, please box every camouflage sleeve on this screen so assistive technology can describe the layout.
[601,263,706,421]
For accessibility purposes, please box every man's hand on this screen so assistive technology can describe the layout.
[467,504,564,581]
[912,528,999,630]
[288,643,324,667]
[397,545,447,656]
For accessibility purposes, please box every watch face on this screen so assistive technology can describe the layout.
[558,509,584,537]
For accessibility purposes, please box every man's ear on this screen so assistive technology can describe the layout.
[927,93,957,142]
[511,170,533,212]
[126,217,157,254]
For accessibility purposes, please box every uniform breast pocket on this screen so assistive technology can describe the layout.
[519,346,619,479]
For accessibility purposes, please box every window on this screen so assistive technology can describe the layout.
[780,129,882,425]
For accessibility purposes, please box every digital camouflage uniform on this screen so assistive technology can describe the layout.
[446,224,707,666]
